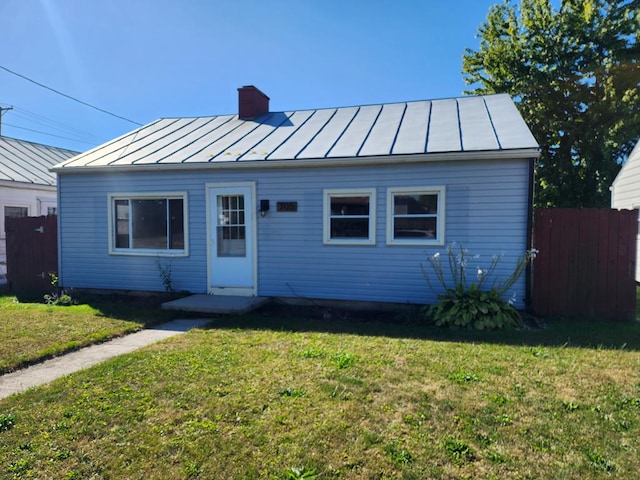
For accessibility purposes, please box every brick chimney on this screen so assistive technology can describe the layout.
[238,85,270,119]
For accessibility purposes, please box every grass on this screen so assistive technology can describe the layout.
[1,301,639,479]
[0,291,178,374]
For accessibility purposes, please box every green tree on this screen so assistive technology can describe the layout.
[463,0,640,207]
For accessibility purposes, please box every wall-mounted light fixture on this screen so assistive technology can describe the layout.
[259,199,270,217]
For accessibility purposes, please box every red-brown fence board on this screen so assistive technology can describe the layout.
[532,208,637,321]
[5,215,58,294]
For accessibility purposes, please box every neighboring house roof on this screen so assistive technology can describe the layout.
[0,136,79,186]
[53,92,539,172]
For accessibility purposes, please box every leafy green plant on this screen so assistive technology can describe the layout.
[284,466,318,479]
[43,272,74,306]
[486,450,507,464]
[448,371,480,384]
[423,243,536,330]
[332,352,355,369]
[384,440,414,466]
[183,461,202,478]
[427,284,522,330]
[0,413,15,432]
[443,437,475,465]
[279,387,306,398]
[585,450,615,472]
[299,348,325,359]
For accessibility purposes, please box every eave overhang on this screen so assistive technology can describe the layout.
[51,148,540,175]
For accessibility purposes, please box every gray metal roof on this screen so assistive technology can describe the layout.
[0,136,79,186]
[54,93,539,171]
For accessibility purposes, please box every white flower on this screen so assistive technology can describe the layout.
[433,252,440,260]
[477,268,484,281]
[508,292,517,305]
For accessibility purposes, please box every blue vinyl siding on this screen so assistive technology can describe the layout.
[58,158,531,306]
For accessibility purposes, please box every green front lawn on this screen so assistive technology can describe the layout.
[0,293,178,374]
[1,305,639,479]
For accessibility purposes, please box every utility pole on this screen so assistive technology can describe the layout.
[0,106,14,136]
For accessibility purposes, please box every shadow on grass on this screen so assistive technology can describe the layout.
[6,289,185,327]
[75,292,197,326]
[200,302,640,352]
[6,287,638,352]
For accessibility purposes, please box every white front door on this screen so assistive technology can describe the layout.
[207,183,256,295]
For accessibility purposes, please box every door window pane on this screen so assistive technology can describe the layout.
[217,195,246,257]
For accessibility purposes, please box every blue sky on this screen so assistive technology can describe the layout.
[1,0,501,152]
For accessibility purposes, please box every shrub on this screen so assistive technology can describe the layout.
[423,243,537,330]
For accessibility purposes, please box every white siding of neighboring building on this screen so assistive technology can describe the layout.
[57,157,531,307]
[0,182,56,268]
[611,139,640,281]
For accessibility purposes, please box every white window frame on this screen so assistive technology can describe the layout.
[323,188,376,245]
[1,204,31,240]
[107,192,189,256]
[386,186,445,246]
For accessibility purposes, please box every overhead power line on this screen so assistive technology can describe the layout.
[0,64,143,126]
[4,122,98,146]
[3,104,105,143]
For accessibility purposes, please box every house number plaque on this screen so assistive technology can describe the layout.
[276,202,298,212]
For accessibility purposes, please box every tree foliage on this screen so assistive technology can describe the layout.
[463,0,640,207]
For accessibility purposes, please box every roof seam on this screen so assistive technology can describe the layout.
[97,118,183,167]
[325,107,361,158]
[482,96,503,150]
[389,103,408,155]
[177,116,237,163]
[355,105,384,157]
[423,102,433,153]
[61,118,164,168]
[152,117,225,164]
[456,99,463,152]
[137,117,232,165]
[181,117,252,162]
[126,117,204,165]
[218,112,280,160]
[265,111,318,161]
[293,109,338,159]
[0,143,53,184]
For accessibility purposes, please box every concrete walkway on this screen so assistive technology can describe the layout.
[0,318,211,400]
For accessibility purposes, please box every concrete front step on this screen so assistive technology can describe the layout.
[161,294,270,314]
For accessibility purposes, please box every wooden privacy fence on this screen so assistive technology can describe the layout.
[6,215,58,294]
[532,208,637,321]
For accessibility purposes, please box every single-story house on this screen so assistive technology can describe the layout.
[610,137,640,281]
[51,86,539,308]
[0,136,78,276]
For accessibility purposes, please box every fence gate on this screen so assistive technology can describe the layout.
[532,208,637,321]
[5,215,58,294]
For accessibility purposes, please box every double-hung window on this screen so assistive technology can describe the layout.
[386,186,445,245]
[109,193,187,255]
[323,188,376,245]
